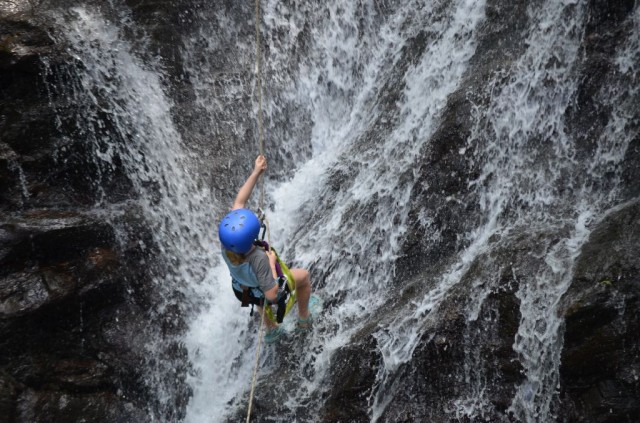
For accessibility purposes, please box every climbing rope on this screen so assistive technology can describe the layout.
[246,299,267,423]
[247,0,266,421]
[254,0,266,210]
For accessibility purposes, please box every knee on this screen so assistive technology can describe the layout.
[294,268,311,287]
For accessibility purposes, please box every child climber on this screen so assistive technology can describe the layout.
[218,155,313,343]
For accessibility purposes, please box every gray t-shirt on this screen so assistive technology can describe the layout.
[244,247,276,292]
[224,247,276,294]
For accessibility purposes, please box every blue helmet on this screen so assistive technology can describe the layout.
[218,208,261,254]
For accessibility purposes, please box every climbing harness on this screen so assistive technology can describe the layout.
[253,221,298,324]
[256,210,298,323]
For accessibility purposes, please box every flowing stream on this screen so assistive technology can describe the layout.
[42,0,640,421]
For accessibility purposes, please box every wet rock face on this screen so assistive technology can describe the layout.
[1,18,57,212]
[0,8,184,423]
[0,12,132,211]
[559,201,640,422]
[320,336,381,423]
[0,210,156,423]
[397,0,531,278]
[0,213,116,317]
[374,0,640,421]
[373,250,525,422]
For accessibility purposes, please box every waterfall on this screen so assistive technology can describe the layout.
[36,0,640,421]
[182,0,489,420]
[44,5,218,419]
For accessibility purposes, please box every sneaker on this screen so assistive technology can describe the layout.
[264,326,284,344]
[296,314,313,331]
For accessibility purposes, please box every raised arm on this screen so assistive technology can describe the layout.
[232,155,267,210]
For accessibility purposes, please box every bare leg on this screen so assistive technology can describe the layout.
[291,268,312,319]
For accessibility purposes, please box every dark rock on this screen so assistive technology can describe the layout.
[0,370,20,423]
[320,336,381,422]
[0,16,54,72]
[16,388,147,423]
[379,253,524,422]
[1,9,140,211]
[44,359,110,390]
[0,271,49,317]
[0,207,155,422]
[559,201,640,422]
[0,211,117,318]
[0,16,59,212]
[621,133,640,202]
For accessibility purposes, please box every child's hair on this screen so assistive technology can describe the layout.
[225,250,246,265]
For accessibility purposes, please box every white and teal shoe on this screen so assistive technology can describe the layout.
[296,314,313,331]
[264,326,285,344]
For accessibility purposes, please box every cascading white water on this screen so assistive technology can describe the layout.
[371,0,640,421]
[50,7,215,268]
[181,0,492,421]
[46,5,219,418]
[40,0,640,421]
[472,2,638,420]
